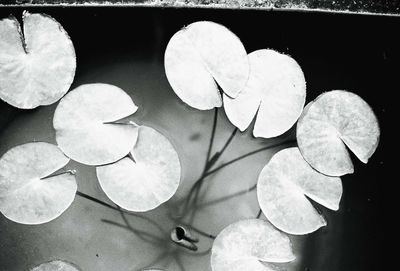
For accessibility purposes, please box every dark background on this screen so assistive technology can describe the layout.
[0,6,394,271]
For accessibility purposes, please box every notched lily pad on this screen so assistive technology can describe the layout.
[211,219,295,271]
[31,260,80,271]
[97,125,181,212]
[53,83,139,166]
[0,142,77,225]
[257,147,342,235]
[224,49,306,138]
[296,90,380,176]
[0,11,76,109]
[164,21,249,110]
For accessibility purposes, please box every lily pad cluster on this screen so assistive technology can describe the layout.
[165,21,306,139]
[53,83,181,213]
[0,13,182,226]
[0,12,381,271]
[164,21,380,271]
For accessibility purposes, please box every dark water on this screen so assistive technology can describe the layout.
[0,7,394,271]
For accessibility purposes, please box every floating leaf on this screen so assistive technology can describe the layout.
[31,260,80,271]
[164,21,249,110]
[211,219,295,271]
[296,90,380,176]
[97,126,181,212]
[224,49,306,138]
[0,142,77,224]
[53,83,139,166]
[211,219,294,271]
[257,147,342,235]
[0,11,76,109]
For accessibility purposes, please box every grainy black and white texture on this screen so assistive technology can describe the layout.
[1,0,399,15]
[0,5,394,271]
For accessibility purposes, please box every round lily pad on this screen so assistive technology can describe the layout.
[164,21,249,110]
[211,219,295,271]
[296,90,380,176]
[0,142,77,225]
[96,125,181,212]
[31,260,80,271]
[53,83,139,166]
[0,11,76,109]
[224,49,306,138]
[257,147,342,235]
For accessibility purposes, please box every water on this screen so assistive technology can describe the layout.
[0,7,389,271]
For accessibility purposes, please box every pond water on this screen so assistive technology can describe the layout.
[0,7,391,271]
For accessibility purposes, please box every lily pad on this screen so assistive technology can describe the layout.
[31,260,80,271]
[0,142,77,225]
[164,21,249,110]
[211,219,295,271]
[0,11,76,109]
[96,125,181,212]
[257,147,342,235]
[296,90,380,176]
[224,49,306,138]
[53,83,139,166]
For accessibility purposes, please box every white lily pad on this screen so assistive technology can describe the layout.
[296,90,380,176]
[53,83,139,166]
[164,21,249,110]
[96,125,181,212]
[224,49,306,138]
[211,219,295,271]
[0,142,77,225]
[257,147,342,235]
[31,260,80,271]
[0,11,76,109]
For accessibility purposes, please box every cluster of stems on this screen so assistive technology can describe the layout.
[75,108,295,250]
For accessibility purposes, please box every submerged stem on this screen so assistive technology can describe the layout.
[75,112,296,252]
[76,191,164,243]
[180,136,295,227]
[216,128,238,161]
[188,224,216,239]
[204,139,296,178]
[76,190,166,234]
[185,139,293,210]
[76,191,119,211]
[196,183,257,210]
[76,192,217,248]
[186,127,239,217]
[256,209,263,219]
[191,127,239,214]
[181,109,218,215]
[205,108,218,166]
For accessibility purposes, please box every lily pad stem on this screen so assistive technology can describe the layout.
[188,127,238,219]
